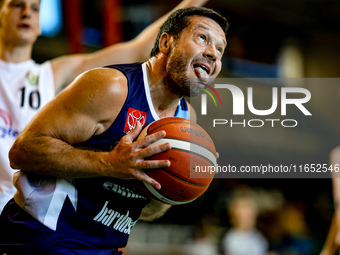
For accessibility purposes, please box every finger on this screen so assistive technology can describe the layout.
[137,159,171,170]
[179,0,209,8]
[137,130,167,148]
[335,229,340,245]
[192,0,209,7]
[138,141,171,159]
[133,170,162,190]
[123,121,143,142]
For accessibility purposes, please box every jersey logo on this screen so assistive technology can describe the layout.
[26,70,39,86]
[0,108,19,138]
[93,201,137,234]
[124,108,147,133]
[0,109,13,128]
[103,182,147,200]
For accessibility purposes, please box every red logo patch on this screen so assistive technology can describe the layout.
[124,108,147,133]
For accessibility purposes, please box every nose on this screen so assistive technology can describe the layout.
[204,44,218,62]
[21,5,31,19]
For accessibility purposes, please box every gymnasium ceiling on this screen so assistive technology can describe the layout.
[205,0,340,34]
[35,0,340,62]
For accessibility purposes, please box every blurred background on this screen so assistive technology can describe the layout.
[34,0,340,254]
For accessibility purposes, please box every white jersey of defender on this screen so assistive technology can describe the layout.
[0,59,55,212]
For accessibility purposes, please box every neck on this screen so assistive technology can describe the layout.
[0,41,33,63]
[145,58,182,119]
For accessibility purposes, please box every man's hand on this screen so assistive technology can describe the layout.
[107,121,171,190]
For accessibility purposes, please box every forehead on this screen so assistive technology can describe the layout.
[186,15,227,46]
[2,0,40,6]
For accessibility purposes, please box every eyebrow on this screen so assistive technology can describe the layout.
[193,24,227,47]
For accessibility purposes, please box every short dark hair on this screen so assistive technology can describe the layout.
[150,6,229,58]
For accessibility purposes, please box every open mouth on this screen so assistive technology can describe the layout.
[193,63,211,83]
[193,64,210,75]
[18,24,31,29]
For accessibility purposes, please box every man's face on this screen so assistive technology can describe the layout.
[165,15,227,97]
[0,0,41,46]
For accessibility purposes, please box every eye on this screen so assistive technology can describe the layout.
[31,5,39,12]
[217,47,223,54]
[198,34,206,42]
[10,2,22,8]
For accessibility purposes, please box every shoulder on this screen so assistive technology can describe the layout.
[78,67,127,83]
[33,60,53,80]
[71,67,129,111]
[72,67,128,99]
[59,68,129,131]
[39,61,53,74]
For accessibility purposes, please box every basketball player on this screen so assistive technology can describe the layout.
[0,6,228,254]
[0,0,209,213]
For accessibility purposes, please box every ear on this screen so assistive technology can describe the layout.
[158,32,174,55]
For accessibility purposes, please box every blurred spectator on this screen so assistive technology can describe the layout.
[270,202,315,255]
[183,224,219,255]
[221,188,269,255]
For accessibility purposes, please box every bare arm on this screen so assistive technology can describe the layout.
[319,147,340,255]
[331,146,340,248]
[320,215,339,255]
[9,68,170,189]
[140,200,171,221]
[51,0,209,92]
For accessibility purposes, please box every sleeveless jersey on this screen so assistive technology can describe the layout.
[0,59,55,213]
[0,63,189,252]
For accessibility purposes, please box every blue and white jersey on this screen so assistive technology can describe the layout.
[0,63,189,251]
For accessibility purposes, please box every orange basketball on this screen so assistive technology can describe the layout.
[138,117,217,205]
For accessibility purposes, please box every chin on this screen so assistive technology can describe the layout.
[187,85,202,97]
[15,36,36,46]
